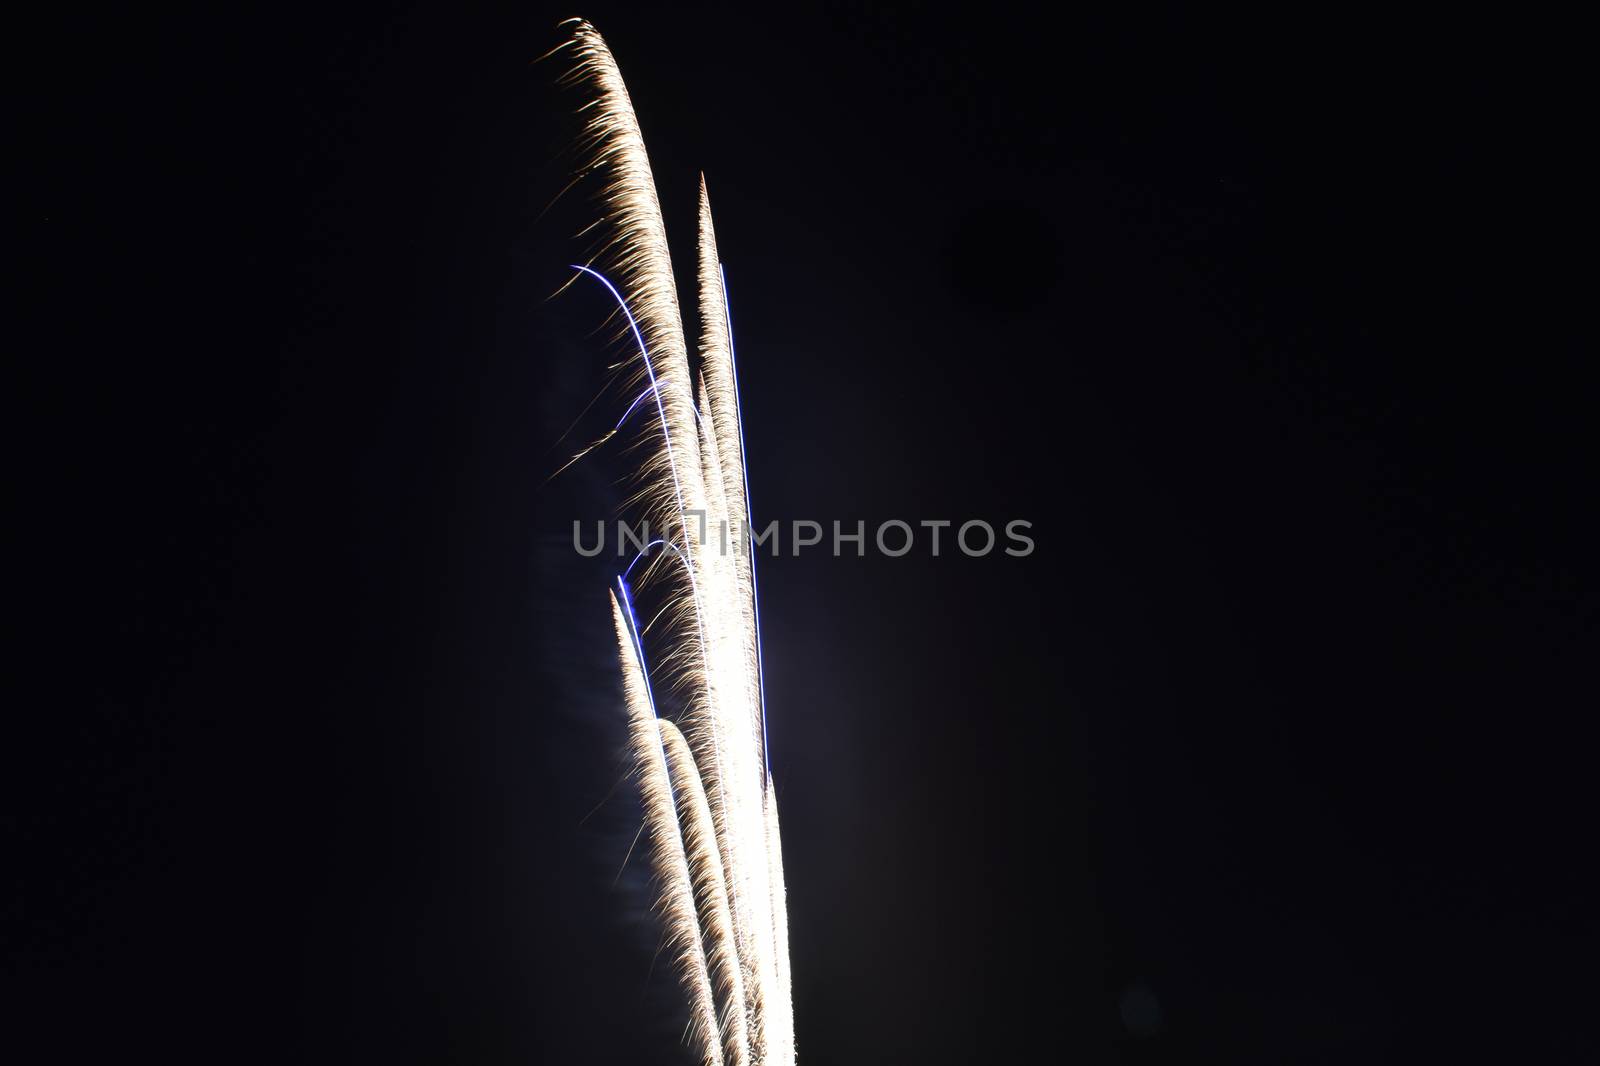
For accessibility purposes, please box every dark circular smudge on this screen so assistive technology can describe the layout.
[1120,979,1166,1039]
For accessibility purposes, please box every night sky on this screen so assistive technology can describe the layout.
[19,4,1593,1063]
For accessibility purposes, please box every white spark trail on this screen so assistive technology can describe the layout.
[661,718,752,1066]
[764,787,795,1066]
[610,589,724,1066]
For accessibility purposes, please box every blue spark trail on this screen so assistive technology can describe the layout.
[616,382,704,432]
[623,538,696,583]
[721,264,772,787]
[615,574,659,720]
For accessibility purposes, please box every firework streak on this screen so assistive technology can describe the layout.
[561,20,795,1066]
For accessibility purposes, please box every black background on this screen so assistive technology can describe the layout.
[17,4,1593,1063]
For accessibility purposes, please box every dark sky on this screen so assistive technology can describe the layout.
[18,4,1593,1063]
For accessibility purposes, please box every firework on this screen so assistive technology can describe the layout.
[562,20,795,1065]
